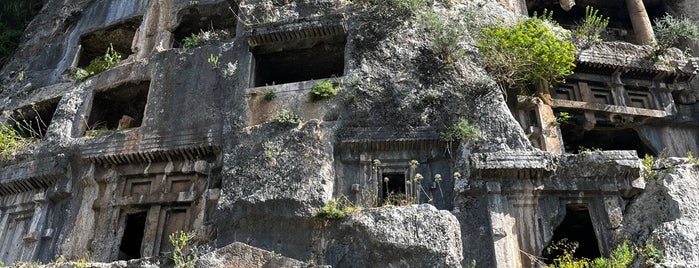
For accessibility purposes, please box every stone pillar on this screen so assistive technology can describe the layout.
[626,0,656,45]
[134,0,175,59]
[486,182,522,268]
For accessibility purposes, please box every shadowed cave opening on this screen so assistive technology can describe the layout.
[252,39,346,87]
[172,1,237,48]
[7,97,60,139]
[381,173,406,201]
[560,122,654,157]
[86,81,149,134]
[542,204,601,263]
[118,212,148,260]
[525,0,669,43]
[78,17,142,68]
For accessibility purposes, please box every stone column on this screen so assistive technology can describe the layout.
[486,182,522,268]
[626,0,656,45]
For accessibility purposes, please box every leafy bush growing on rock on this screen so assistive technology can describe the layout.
[477,11,577,91]
[441,119,479,143]
[182,33,201,49]
[316,200,346,220]
[545,239,633,268]
[169,230,198,268]
[0,124,30,161]
[421,10,466,64]
[653,13,699,53]
[309,80,339,102]
[73,44,122,81]
[270,109,302,125]
[573,6,609,44]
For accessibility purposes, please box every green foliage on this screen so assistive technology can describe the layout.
[546,240,635,268]
[316,200,346,220]
[263,88,276,101]
[0,106,48,161]
[688,151,699,165]
[182,33,201,49]
[84,128,114,138]
[573,6,609,44]
[638,242,664,264]
[73,44,122,81]
[643,154,655,178]
[309,80,339,101]
[653,13,699,52]
[441,119,479,143]
[546,239,590,268]
[603,240,634,268]
[477,11,577,90]
[270,250,282,260]
[553,112,571,126]
[421,10,466,64]
[0,0,44,62]
[270,109,302,125]
[207,54,219,67]
[262,141,279,160]
[576,146,601,153]
[465,259,476,268]
[169,230,197,268]
[392,0,427,14]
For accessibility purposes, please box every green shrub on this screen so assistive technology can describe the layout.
[309,80,339,101]
[638,241,664,264]
[643,154,655,178]
[573,6,609,44]
[263,88,276,101]
[182,33,201,49]
[73,44,122,81]
[270,109,302,125]
[0,124,31,161]
[688,151,699,165]
[441,119,479,143]
[169,230,197,268]
[392,0,427,14]
[316,200,346,220]
[477,11,577,90]
[653,13,699,52]
[421,10,466,64]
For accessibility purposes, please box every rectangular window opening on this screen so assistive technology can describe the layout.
[251,36,346,87]
[77,17,142,69]
[5,98,60,139]
[118,211,148,261]
[85,81,149,135]
[172,1,237,48]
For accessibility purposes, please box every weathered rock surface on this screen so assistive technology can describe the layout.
[196,242,310,268]
[622,164,699,267]
[325,204,463,268]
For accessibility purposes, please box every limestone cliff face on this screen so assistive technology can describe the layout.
[0,0,699,267]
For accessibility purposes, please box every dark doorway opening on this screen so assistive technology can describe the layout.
[381,173,406,201]
[252,40,345,87]
[560,122,654,157]
[8,97,60,139]
[542,204,601,263]
[78,17,142,68]
[86,81,149,134]
[119,211,148,260]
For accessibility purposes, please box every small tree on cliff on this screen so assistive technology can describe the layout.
[476,11,577,103]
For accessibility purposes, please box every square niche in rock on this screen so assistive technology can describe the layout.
[77,17,142,68]
[5,98,60,139]
[249,26,346,87]
[85,81,149,135]
[172,1,237,48]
